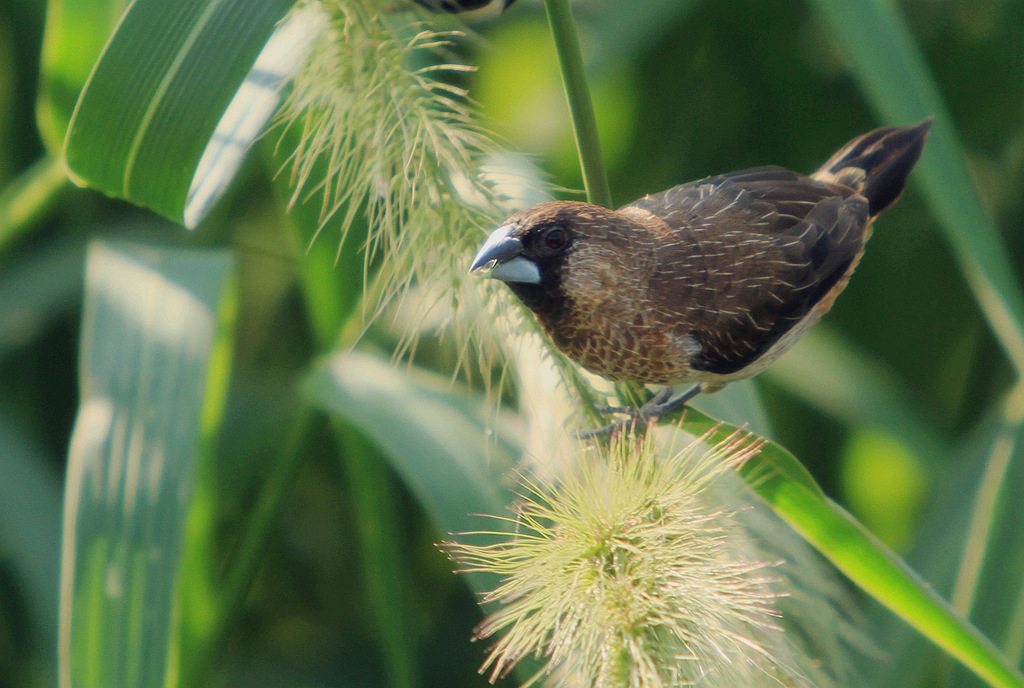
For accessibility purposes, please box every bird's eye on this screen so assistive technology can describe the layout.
[543,226,568,250]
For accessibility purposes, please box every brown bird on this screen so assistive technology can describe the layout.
[471,120,932,430]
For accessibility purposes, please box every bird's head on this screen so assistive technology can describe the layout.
[469,201,640,316]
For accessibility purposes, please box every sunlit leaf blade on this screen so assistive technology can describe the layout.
[863,409,1023,687]
[305,349,521,537]
[184,5,325,228]
[36,0,129,154]
[810,0,1024,376]
[59,241,234,688]
[680,407,1024,688]
[64,0,295,224]
[305,350,524,604]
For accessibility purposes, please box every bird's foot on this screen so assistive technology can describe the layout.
[574,384,702,440]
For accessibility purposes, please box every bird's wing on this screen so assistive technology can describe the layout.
[629,167,869,375]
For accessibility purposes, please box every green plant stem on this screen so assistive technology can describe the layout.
[180,406,318,688]
[543,0,612,209]
[0,156,70,251]
[544,0,652,424]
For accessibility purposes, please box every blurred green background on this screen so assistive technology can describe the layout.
[1,0,1022,687]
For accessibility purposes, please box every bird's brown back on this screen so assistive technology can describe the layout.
[627,168,868,379]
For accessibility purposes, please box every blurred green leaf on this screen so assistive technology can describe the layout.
[866,413,1017,687]
[947,397,1024,686]
[811,0,1024,377]
[680,407,1024,688]
[0,239,86,683]
[841,426,927,551]
[0,409,62,659]
[36,0,129,153]
[59,241,234,688]
[271,124,409,683]
[765,326,951,469]
[178,407,311,688]
[0,237,84,359]
[581,0,701,72]
[264,129,371,351]
[63,0,298,225]
[333,423,417,688]
[305,349,521,540]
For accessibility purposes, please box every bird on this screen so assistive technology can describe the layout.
[470,119,932,433]
[412,0,515,13]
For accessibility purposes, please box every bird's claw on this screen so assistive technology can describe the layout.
[572,416,644,440]
[573,385,701,440]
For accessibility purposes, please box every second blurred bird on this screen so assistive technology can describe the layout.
[412,0,516,14]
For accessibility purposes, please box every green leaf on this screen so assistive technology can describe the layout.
[0,236,84,359]
[59,241,235,688]
[680,407,1024,688]
[184,6,324,227]
[63,0,302,225]
[178,407,313,688]
[0,240,88,667]
[810,0,1024,377]
[37,0,129,154]
[305,349,522,538]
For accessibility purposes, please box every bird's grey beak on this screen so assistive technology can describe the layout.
[469,224,541,284]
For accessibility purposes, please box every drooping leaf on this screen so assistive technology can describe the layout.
[305,349,521,538]
[63,0,308,226]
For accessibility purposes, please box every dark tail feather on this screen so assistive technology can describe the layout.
[813,117,933,218]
